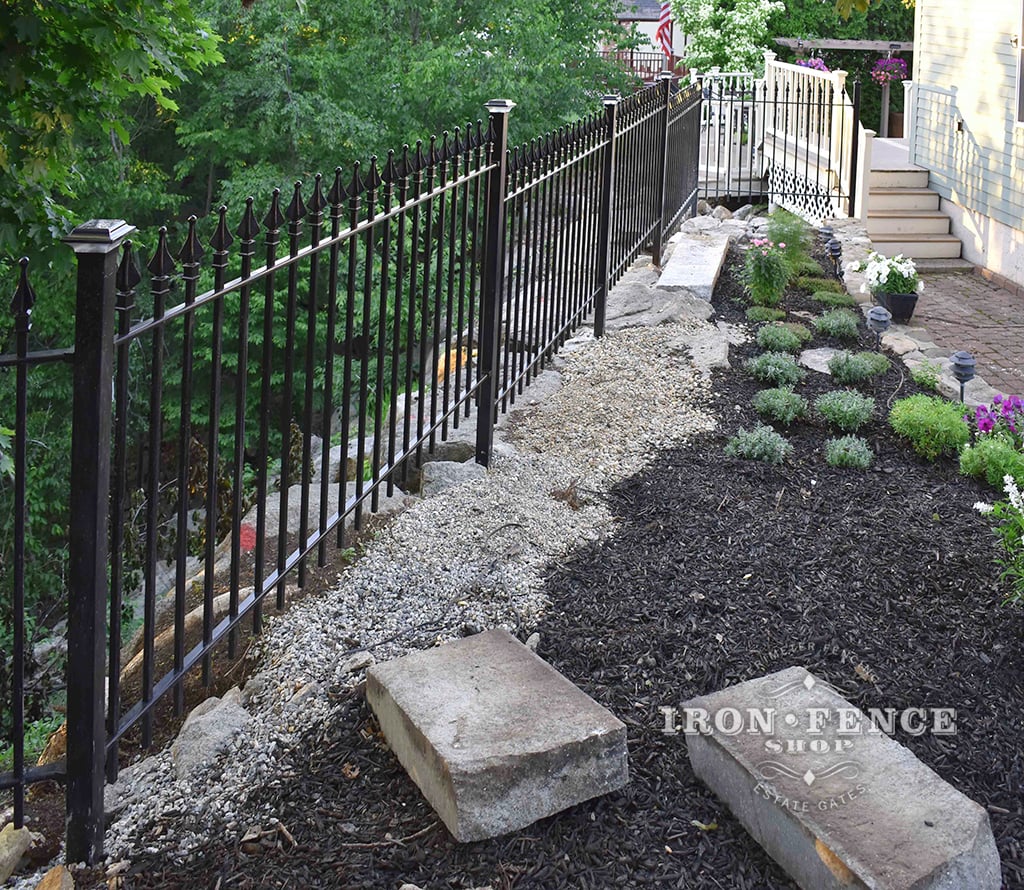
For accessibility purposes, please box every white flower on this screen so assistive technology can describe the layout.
[974,501,995,514]
[1004,475,1023,512]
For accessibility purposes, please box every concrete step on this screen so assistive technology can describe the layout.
[870,233,963,259]
[868,187,940,211]
[915,257,975,274]
[869,168,929,190]
[866,210,951,236]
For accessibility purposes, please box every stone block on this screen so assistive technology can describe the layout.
[366,629,628,842]
[658,233,730,301]
[683,666,1001,890]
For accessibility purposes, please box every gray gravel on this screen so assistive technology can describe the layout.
[0,269,710,882]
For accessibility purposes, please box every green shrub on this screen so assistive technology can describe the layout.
[813,308,860,341]
[743,238,790,306]
[745,351,806,386]
[960,434,1024,488]
[789,257,826,277]
[765,209,810,262]
[725,424,793,464]
[814,390,875,431]
[910,360,941,392]
[757,322,811,354]
[746,306,787,323]
[753,386,808,425]
[811,289,857,308]
[828,351,891,385]
[797,276,844,294]
[825,435,874,469]
[889,394,970,461]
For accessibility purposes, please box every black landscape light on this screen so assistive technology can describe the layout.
[819,224,834,245]
[867,305,892,351]
[951,350,976,402]
[827,237,843,276]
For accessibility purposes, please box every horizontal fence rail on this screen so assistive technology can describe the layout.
[2,78,701,863]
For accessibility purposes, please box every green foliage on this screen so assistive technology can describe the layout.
[811,289,857,309]
[765,210,810,263]
[0,714,65,772]
[794,275,844,294]
[753,386,808,425]
[744,352,806,386]
[974,476,1024,604]
[756,322,811,354]
[725,424,793,464]
[790,257,826,277]
[0,0,223,264]
[743,238,791,306]
[960,435,1024,489]
[814,390,875,431]
[745,306,786,323]
[910,360,941,392]
[825,435,874,469]
[889,394,969,461]
[813,308,860,341]
[827,350,890,385]
[672,0,784,74]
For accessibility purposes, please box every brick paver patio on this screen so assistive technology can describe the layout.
[914,271,1024,397]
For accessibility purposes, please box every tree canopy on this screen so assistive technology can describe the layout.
[0,1,223,262]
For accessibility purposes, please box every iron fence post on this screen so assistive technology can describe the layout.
[64,219,135,864]
[653,72,673,267]
[594,94,620,338]
[475,99,515,468]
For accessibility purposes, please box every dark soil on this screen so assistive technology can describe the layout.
[80,247,1024,889]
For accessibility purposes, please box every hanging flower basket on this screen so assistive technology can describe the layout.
[871,57,908,85]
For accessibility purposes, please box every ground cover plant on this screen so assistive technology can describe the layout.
[86,239,1024,890]
[756,322,810,354]
[745,305,786,322]
[813,308,860,341]
[890,394,970,461]
[811,288,857,308]
[824,434,873,468]
[828,350,891,385]
[744,351,805,385]
[961,394,1024,487]
[724,423,793,463]
[753,386,808,425]
[815,390,875,432]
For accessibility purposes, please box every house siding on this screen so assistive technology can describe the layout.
[912,0,1024,232]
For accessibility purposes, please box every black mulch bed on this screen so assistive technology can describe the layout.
[103,247,1024,890]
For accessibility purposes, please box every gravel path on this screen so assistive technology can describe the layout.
[98,300,722,871]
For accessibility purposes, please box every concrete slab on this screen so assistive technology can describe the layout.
[658,233,731,301]
[683,666,1000,890]
[366,629,628,842]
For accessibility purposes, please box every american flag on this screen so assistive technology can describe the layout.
[656,2,674,60]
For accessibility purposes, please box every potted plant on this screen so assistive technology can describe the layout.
[846,251,923,323]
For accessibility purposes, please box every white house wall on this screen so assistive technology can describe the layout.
[912,0,1024,283]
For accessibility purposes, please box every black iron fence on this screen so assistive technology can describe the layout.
[2,77,702,862]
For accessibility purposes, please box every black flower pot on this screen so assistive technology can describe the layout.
[876,291,918,323]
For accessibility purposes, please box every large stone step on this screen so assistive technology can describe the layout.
[366,629,629,842]
[870,232,962,259]
[866,209,951,236]
[683,666,1001,889]
[869,187,940,211]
